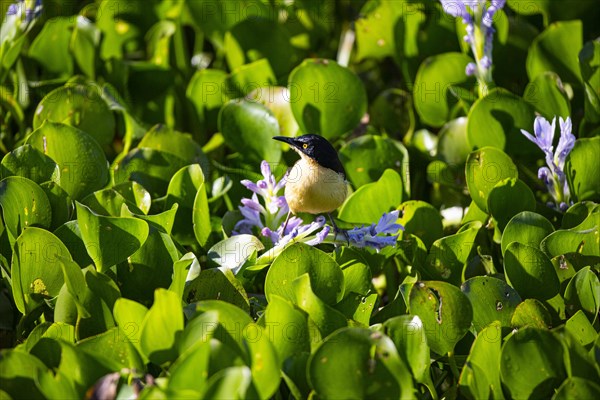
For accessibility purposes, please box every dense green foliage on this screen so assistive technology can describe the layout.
[1,0,599,399]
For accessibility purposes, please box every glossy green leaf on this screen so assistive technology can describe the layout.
[383,315,432,386]
[201,366,252,399]
[564,266,600,320]
[263,295,311,363]
[218,99,281,164]
[437,117,471,166]
[369,89,415,139]
[288,58,367,140]
[0,144,59,183]
[524,72,571,119]
[339,134,410,190]
[566,137,600,202]
[226,59,277,99]
[247,86,300,137]
[33,84,115,149]
[579,40,600,123]
[167,340,212,394]
[139,289,184,365]
[541,210,600,258]
[466,89,536,154]
[565,310,598,348]
[526,21,582,85]
[398,200,444,249]
[0,176,52,243]
[511,298,552,329]
[465,147,519,213]
[77,326,144,372]
[11,227,71,314]
[75,202,149,273]
[488,178,536,231]
[339,169,404,224]
[53,220,93,268]
[554,377,600,400]
[40,181,72,230]
[114,147,189,198]
[500,328,566,399]
[0,349,53,399]
[424,222,482,285]
[243,323,281,400]
[413,52,473,127]
[113,297,148,360]
[265,242,344,306]
[459,321,504,400]
[192,174,211,248]
[184,268,249,312]
[186,69,228,135]
[501,211,555,255]
[58,256,90,318]
[461,276,522,331]
[504,242,560,301]
[409,280,473,355]
[333,247,372,297]
[224,18,294,79]
[207,234,264,275]
[28,17,73,76]
[27,122,109,200]
[70,16,100,78]
[308,327,414,399]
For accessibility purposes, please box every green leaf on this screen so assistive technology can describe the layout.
[114,147,189,198]
[541,210,600,258]
[139,289,184,365]
[308,327,414,399]
[383,315,432,386]
[526,21,583,85]
[408,281,473,355]
[0,176,52,244]
[354,1,403,61]
[81,184,148,217]
[292,274,347,337]
[424,222,482,285]
[247,87,300,137]
[288,58,367,140]
[500,328,566,399]
[504,242,560,301]
[40,181,72,230]
[554,377,600,400]
[338,169,404,224]
[113,298,148,361]
[263,295,311,363]
[488,178,536,231]
[0,349,51,399]
[501,211,555,255]
[524,72,571,120]
[243,323,281,400]
[207,234,264,275]
[28,17,73,77]
[564,266,600,320]
[369,89,415,139]
[413,52,473,128]
[226,59,277,98]
[338,134,410,190]
[33,84,115,149]
[1,144,59,184]
[58,256,90,318]
[461,276,522,331]
[459,321,504,400]
[186,69,228,135]
[27,122,109,200]
[184,268,249,312]
[53,220,93,268]
[566,137,600,202]
[75,202,149,273]
[265,242,344,306]
[167,340,212,395]
[511,298,552,329]
[333,247,372,297]
[465,147,519,213]
[70,16,100,78]
[137,124,210,171]
[398,200,444,249]
[218,99,281,164]
[224,18,294,79]
[192,174,211,248]
[77,327,144,372]
[11,227,70,314]
[579,40,600,123]
[565,310,598,348]
[466,89,536,154]
[437,117,471,165]
[201,366,252,399]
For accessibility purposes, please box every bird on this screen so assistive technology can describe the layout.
[273,134,348,234]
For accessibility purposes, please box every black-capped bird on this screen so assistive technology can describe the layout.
[273,134,348,232]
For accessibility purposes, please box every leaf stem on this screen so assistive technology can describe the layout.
[447,350,460,381]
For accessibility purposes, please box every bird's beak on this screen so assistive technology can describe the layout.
[273,136,299,149]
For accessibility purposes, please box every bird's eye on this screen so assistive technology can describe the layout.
[302,143,308,149]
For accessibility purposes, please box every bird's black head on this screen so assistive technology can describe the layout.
[273,134,345,176]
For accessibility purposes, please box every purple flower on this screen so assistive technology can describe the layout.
[440,0,505,85]
[336,211,404,251]
[521,116,575,210]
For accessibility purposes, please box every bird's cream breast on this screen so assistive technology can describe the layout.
[285,156,347,214]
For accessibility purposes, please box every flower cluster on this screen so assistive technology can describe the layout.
[1,0,43,44]
[440,0,505,89]
[520,116,576,211]
[234,161,403,255]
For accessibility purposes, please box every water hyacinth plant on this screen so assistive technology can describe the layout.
[1,0,43,44]
[521,116,576,211]
[440,0,505,93]
[234,160,404,258]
